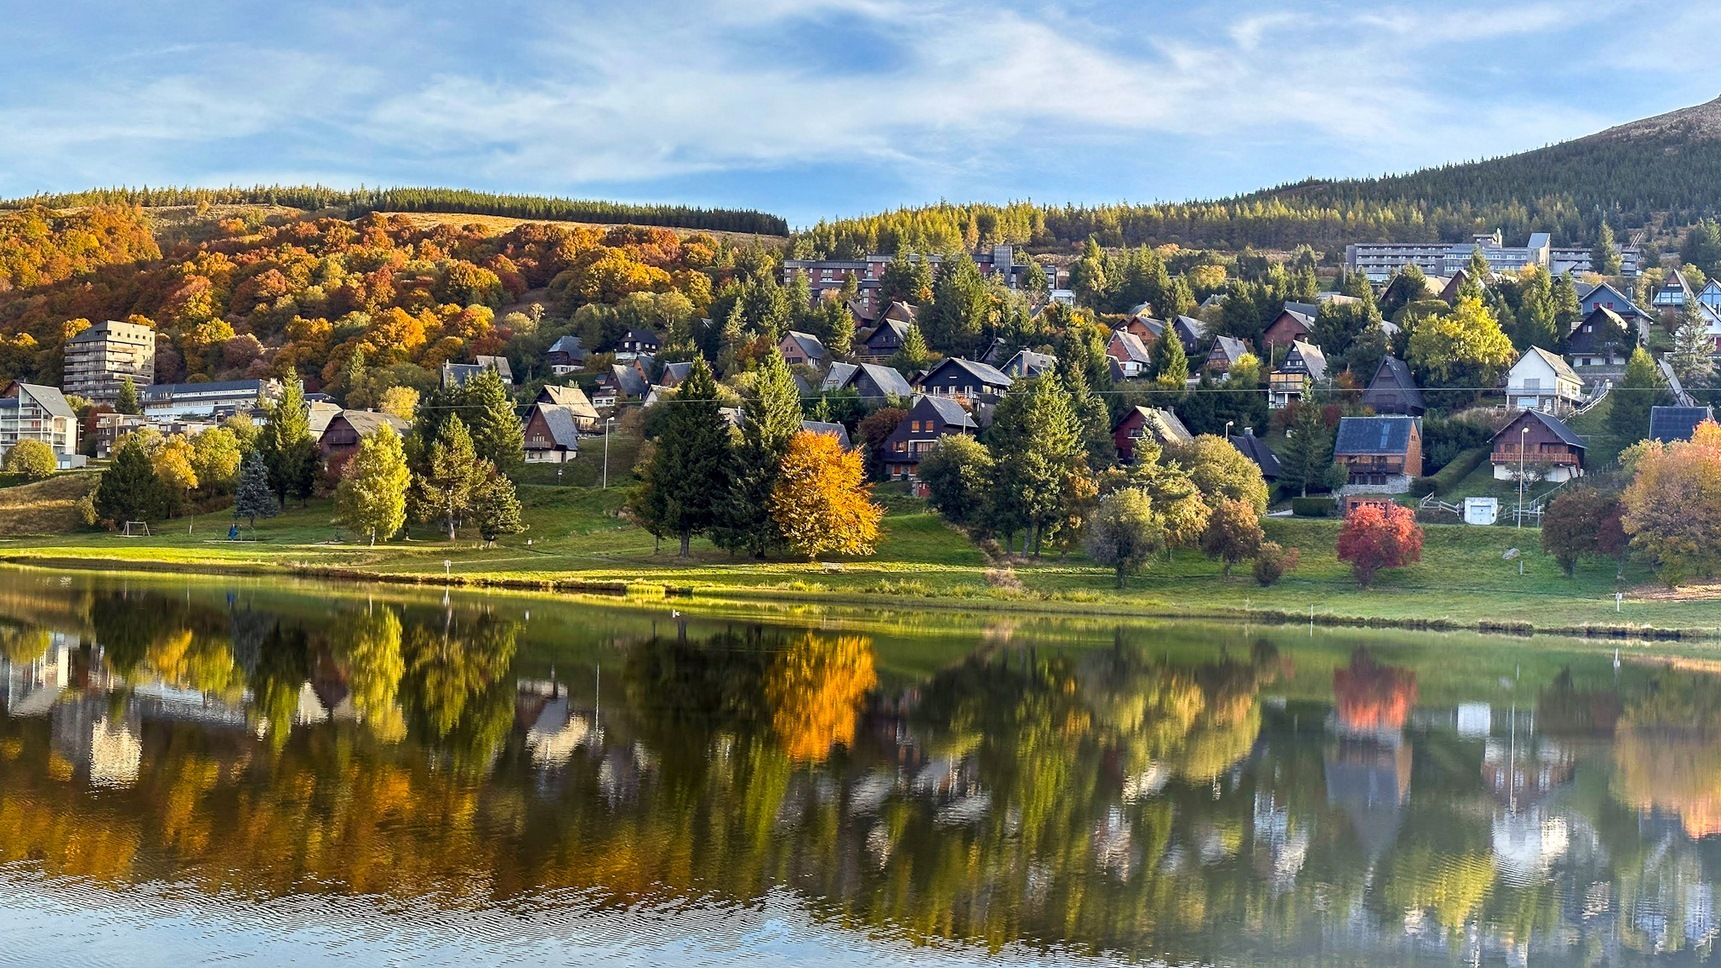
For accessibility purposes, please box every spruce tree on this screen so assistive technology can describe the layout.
[95,436,171,524]
[1593,221,1623,276]
[1670,307,1717,387]
[471,467,525,548]
[642,356,733,556]
[1610,347,1671,442]
[1150,325,1189,395]
[412,415,482,541]
[260,375,316,506]
[986,374,1082,555]
[115,376,141,416]
[889,324,933,376]
[462,367,525,472]
[925,252,990,357]
[341,347,366,403]
[232,451,279,531]
[715,350,803,557]
[1280,402,1335,497]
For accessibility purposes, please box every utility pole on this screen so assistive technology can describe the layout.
[1516,425,1528,529]
[602,417,614,489]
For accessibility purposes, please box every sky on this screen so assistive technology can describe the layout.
[4,0,1720,228]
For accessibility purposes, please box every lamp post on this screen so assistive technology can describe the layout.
[1224,420,1234,441]
[1516,425,1529,529]
[602,416,615,489]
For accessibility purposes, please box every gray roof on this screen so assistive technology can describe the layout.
[821,361,858,392]
[1366,356,1423,410]
[335,409,410,438]
[1228,432,1282,479]
[1494,409,1585,449]
[622,328,659,345]
[1334,415,1420,456]
[307,400,344,437]
[607,364,649,398]
[1649,406,1715,443]
[1109,330,1152,364]
[864,318,911,347]
[800,420,852,450]
[915,394,978,430]
[782,330,828,360]
[1002,349,1056,378]
[532,404,584,448]
[1174,315,1208,346]
[926,357,1013,388]
[7,383,76,419]
[142,379,270,400]
[475,355,514,381]
[1282,302,1318,322]
[1211,334,1251,364]
[1520,345,1581,386]
[548,335,587,357]
[537,384,600,420]
[660,361,695,384]
[854,363,913,398]
[1120,406,1193,446]
[1284,340,1327,382]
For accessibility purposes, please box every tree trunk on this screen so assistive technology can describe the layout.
[1116,565,1126,589]
[679,532,692,557]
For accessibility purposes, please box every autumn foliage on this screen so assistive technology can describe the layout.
[1620,420,1721,586]
[1335,502,1423,588]
[765,634,878,762]
[769,431,883,560]
[1333,648,1418,733]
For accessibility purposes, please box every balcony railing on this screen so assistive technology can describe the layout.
[1492,448,1580,466]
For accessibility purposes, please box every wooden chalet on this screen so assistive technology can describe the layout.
[1333,415,1422,491]
[881,395,977,480]
[857,318,912,362]
[616,329,660,357]
[1262,302,1316,351]
[318,410,411,465]
[1362,356,1424,416]
[1268,340,1326,409]
[1111,406,1193,463]
[779,330,828,368]
[534,385,600,432]
[1228,430,1281,482]
[546,335,588,374]
[1107,330,1153,378]
[523,404,583,463]
[914,357,1013,402]
[1491,409,1585,483]
[821,361,913,402]
[1565,307,1629,368]
[1000,349,1056,379]
[1203,334,1252,375]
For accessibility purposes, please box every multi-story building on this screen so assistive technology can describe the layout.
[783,245,1039,317]
[141,379,281,419]
[0,382,80,467]
[1345,230,1640,282]
[62,320,156,403]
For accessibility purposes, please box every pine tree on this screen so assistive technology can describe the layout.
[231,451,278,531]
[1070,237,1112,310]
[1059,360,1114,464]
[412,415,482,541]
[94,436,171,525]
[1279,402,1335,497]
[715,350,803,557]
[260,375,315,506]
[889,324,933,376]
[1670,306,1718,388]
[471,467,525,548]
[462,367,525,471]
[1150,325,1189,395]
[1610,347,1671,442]
[1550,274,1582,331]
[1593,221,1623,276]
[924,252,990,357]
[640,356,733,556]
[341,347,366,403]
[986,374,1083,555]
[335,424,410,545]
[115,376,141,416]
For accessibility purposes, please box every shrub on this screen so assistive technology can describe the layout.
[1291,496,1334,517]
[1,439,57,480]
[1253,542,1300,587]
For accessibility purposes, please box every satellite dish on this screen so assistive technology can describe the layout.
[1503,548,1520,560]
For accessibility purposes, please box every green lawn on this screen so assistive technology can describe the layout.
[3,477,1714,637]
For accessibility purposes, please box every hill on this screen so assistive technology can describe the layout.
[791,96,1721,258]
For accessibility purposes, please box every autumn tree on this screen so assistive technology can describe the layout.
[1336,502,1424,588]
[379,385,420,421]
[336,423,411,545]
[1620,420,1721,585]
[1541,486,1617,578]
[152,435,199,511]
[1171,434,1270,514]
[1200,498,1264,576]
[1252,541,1299,587]
[1,438,56,480]
[189,426,242,494]
[770,430,883,560]
[1406,295,1517,404]
[1084,488,1165,588]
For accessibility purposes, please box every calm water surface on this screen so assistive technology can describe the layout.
[0,566,1717,966]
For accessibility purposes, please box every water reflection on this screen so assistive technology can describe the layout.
[3,575,1721,964]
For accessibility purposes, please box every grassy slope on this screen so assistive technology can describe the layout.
[2,474,1713,636]
[0,473,99,537]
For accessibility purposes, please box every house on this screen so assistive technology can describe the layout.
[822,361,913,402]
[915,358,1013,402]
[1652,269,1696,309]
[1362,356,1424,416]
[1491,409,1585,483]
[1649,405,1716,443]
[616,329,660,358]
[0,383,80,468]
[1505,347,1584,414]
[880,395,977,480]
[306,400,344,441]
[1228,429,1281,483]
[1701,279,1721,310]
[522,404,583,463]
[1578,282,1649,322]
[1379,271,1434,309]
[800,420,852,450]
[63,319,155,403]
[999,349,1056,379]
[1106,330,1153,378]
[534,385,600,432]
[441,356,514,389]
[779,331,829,368]
[1268,340,1327,409]
[1437,268,1480,303]
[593,363,649,408]
[1564,307,1630,368]
[1203,334,1252,375]
[658,361,695,388]
[1111,406,1193,463]
[1333,416,1423,492]
[318,410,411,465]
[857,318,912,361]
[1118,314,1164,347]
[142,379,281,418]
[1262,302,1316,350]
[1172,315,1209,355]
[546,335,589,374]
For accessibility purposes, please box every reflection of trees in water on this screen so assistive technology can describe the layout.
[1614,670,1721,839]
[0,621,51,665]
[1333,648,1418,734]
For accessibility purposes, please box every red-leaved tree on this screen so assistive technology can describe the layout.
[1336,502,1424,588]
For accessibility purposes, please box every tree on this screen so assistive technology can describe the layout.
[1620,421,1721,586]
[987,374,1083,554]
[1336,502,1423,588]
[1279,402,1334,497]
[1070,237,1112,309]
[1610,347,1670,442]
[1541,486,1615,577]
[336,424,411,545]
[918,435,994,529]
[232,451,278,530]
[379,385,420,421]
[413,415,482,541]
[115,376,140,415]
[471,467,525,548]
[1406,295,1517,402]
[715,350,802,557]
[1150,324,1188,393]
[1252,541,1299,587]
[1172,434,1270,514]
[924,253,990,357]
[770,431,883,559]
[462,367,524,472]
[152,435,199,508]
[855,406,906,475]
[189,427,242,493]
[1200,498,1264,576]
[1084,488,1165,588]
[639,356,732,556]
[888,323,933,376]
[260,374,316,506]
[94,436,172,524]
[879,251,931,305]
[1683,219,1721,280]
[1670,305,1717,388]
[2,438,56,480]
[1592,221,1623,276]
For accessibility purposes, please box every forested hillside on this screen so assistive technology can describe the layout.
[793,97,1721,258]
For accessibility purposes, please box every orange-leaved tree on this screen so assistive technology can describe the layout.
[770,431,883,560]
[1335,502,1423,589]
[1621,419,1721,586]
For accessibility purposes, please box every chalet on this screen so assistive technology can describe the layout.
[1437,268,1479,303]
[1203,334,1251,375]
[1268,340,1326,409]
[1262,302,1316,350]
[1362,356,1424,416]
[1578,282,1648,322]
[1111,406,1193,463]
[306,400,344,440]
[1652,269,1696,309]
[1564,307,1629,368]
[546,335,588,374]
[1491,409,1585,483]
[857,319,912,361]
[878,300,919,328]
[616,329,660,358]
[1106,330,1153,378]
[1649,405,1716,443]
[318,410,410,465]
[999,349,1056,379]
[1228,429,1281,483]
[1505,347,1584,414]
[593,363,649,409]
[1118,314,1164,347]
[1333,415,1423,492]
[1379,271,1434,308]
[821,361,913,402]
[1701,279,1721,310]
[523,404,583,463]
[779,331,828,368]
[913,358,1012,402]
[658,361,694,389]
[1172,315,1209,355]
[441,356,513,389]
[881,395,977,480]
[535,385,600,432]
[800,420,852,451]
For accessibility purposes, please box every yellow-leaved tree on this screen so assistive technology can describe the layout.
[769,431,882,560]
[1621,419,1721,585]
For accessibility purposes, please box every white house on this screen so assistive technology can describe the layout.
[0,383,81,468]
[1505,347,1584,414]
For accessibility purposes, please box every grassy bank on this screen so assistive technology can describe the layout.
[1,482,1715,638]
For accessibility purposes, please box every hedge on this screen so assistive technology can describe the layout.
[1421,445,1492,497]
[1291,496,1335,517]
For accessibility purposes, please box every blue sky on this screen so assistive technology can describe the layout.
[4,0,1719,227]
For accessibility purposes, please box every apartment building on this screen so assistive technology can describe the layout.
[1346,230,1640,282]
[62,320,156,403]
[141,379,282,419]
[783,245,1039,317]
[0,382,81,467]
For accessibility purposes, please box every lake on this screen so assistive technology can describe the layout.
[0,565,1715,966]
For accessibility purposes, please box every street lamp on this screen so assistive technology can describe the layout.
[1224,419,1234,441]
[1516,425,1529,529]
[602,416,615,489]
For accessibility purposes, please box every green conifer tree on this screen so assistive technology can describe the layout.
[714,350,803,557]
[260,375,315,506]
[639,356,733,556]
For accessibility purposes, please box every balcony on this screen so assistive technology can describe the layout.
[1491,447,1580,466]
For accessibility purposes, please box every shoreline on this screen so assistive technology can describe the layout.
[2,551,1707,642]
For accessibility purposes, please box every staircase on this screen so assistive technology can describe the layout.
[1570,379,1612,418]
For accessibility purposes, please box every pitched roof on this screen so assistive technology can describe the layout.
[1284,340,1327,382]
[548,335,587,357]
[1174,315,1208,345]
[336,409,411,438]
[1002,349,1056,378]
[1517,345,1581,385]
[1366,356,1423,410]
[821,362,858,392]
[531,404,584,448]
[622,328,659,345]
[864,318,912,347]
[536,384,599,419]
[1579,282,1647,317]
[1210,334,1250,364]
[1565,306,1629,355]
[1334,415,1419,456]
[1120,406,1193,446]
[607,363,649,397]
[475,355,514,381]
[800,420,852,450]
[1228,432,1282,479]
[923,357,1013,388]
[782,330,828,360]
[1281,302,1318,323]
[1109,330,1152,364]
[915,394,977,430]
[1649,406,1715,443]
[660,361,695,385]
[1493,409,1585,449]
[879,301,919,324]
[855,363,913,398]
[307,400,344,437]
[8,383,76,419]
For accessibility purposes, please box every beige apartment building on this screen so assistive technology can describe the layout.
[63,319,156,402]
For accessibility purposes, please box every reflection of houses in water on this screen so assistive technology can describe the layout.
[1323,738,1413,860]
[1252,791,1310,889]
[913,757,991,827]
[2,631,77,717]
[1331,648,1418,740]
[50,694,142,789]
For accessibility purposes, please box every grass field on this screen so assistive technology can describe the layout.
[0,473,99,537]
[3,473,1715,637]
